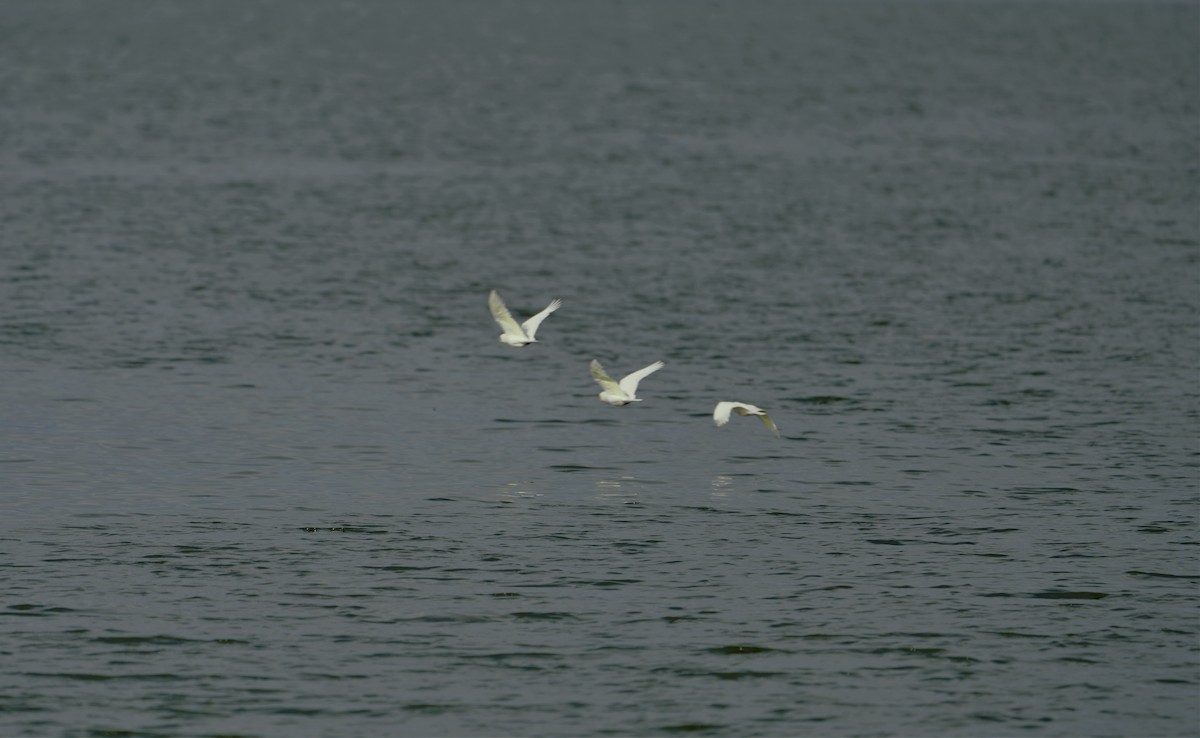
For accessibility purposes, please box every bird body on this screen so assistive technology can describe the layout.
[713,401,780,438]
[590,359,664,406]
[488,290,561,347]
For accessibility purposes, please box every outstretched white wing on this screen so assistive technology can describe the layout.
[712,401,737,427]
[488,290,527,340]
[755,411,780,438]
[521,298,562,339]
[589,359,623,395]
[618,361,664,396]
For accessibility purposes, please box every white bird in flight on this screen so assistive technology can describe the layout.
[488,290,562,347]
[590,359,665,406]
[713,401,780,438]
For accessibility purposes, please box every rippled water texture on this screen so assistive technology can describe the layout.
[1,1,1197,736]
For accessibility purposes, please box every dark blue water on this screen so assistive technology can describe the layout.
[2,2,1198,736]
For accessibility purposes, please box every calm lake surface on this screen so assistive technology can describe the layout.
[1,2,1197,736]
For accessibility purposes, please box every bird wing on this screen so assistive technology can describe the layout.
[618,360,664,396]
[488,290,527,339]
[731,403,762,417]
[589,359,623,395]
[712,401,735,427]
[521,298,562,339]
[757,412,781,438]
